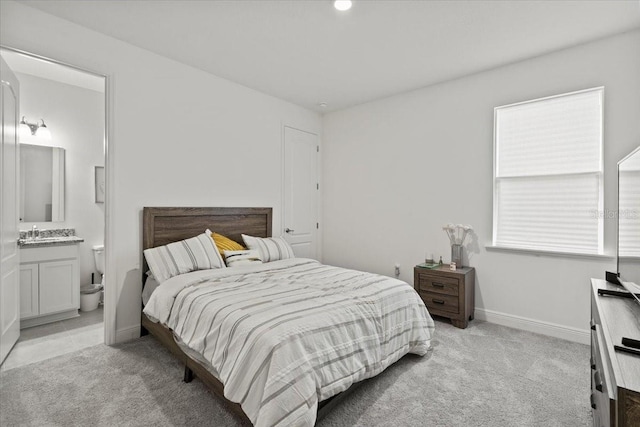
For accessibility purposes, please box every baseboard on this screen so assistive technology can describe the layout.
[474,308,590,345]
[115,325,140,343]
[21,309,79,329]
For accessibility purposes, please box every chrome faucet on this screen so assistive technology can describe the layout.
[32,224,39,239]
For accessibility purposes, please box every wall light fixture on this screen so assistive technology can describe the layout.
[334,0,352,11]
[20,116,52,141]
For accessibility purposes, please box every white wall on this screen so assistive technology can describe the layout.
[17,72,105,286]
[322,30,640,343]
[1,0,322,341]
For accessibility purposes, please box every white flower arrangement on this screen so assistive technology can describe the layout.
[443,223,473,246]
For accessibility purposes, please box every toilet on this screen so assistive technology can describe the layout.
[92,245,105,287]
[80,284,101,311]
[80,245,105,312]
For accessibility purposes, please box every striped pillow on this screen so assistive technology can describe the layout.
[241,234,295,262]
[143,231,225,283]
[223,250,263,267]
[211,232,244,258]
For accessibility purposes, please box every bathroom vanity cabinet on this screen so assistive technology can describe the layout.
[19,244,80,328]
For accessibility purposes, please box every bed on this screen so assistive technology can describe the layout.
[140,207,434,427]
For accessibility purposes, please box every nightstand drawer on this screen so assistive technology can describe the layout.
[417,274,459,296]
[420,291,459,314]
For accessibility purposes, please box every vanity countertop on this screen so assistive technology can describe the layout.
[18,228,84,248]
[19,236,84,248]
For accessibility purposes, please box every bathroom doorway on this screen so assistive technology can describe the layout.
[0,47,110,370]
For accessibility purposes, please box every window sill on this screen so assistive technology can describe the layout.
[485,245,616,260]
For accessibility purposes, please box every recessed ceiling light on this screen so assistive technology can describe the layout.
[318,102,328,108]
[334,0,352,12]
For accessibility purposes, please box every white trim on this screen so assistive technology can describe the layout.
[0,45,106,80]
[474,307,590,345]
[485,244,615,260]
[115,325,140,343]
[103,73,116,345]
[20,309,78,329]
[280,121,285,238]
[492,105,499,246]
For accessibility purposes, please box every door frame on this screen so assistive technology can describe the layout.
[0,46,115,345]
[1,55,21,364]
[281,124,321,260]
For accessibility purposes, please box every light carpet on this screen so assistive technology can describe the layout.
[0,319,591,426]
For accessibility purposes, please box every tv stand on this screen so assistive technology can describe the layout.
[591,279,640,426]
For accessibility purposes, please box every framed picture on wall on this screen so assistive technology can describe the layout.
[95,166,105,203]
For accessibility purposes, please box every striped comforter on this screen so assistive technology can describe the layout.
[144,258,434,427]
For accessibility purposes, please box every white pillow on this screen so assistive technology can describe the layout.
[223,250,263,267]
[241,234,295,262]
[143,231,225,283]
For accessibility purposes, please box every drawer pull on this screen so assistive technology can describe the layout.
[590,393,596,410]
[590,355,596,370]
[590,319,596,331]
[432,299,445,305]
[594,370,603,392]
[432,282,445,288]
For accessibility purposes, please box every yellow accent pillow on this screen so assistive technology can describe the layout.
[211,232,244,258]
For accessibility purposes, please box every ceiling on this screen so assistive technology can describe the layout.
[18,0,640,113]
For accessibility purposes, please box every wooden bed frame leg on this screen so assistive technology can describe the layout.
[184,365,194,383]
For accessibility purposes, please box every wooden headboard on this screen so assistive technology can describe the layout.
[142,207,272,276]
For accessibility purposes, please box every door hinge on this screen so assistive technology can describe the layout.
[317,145,319,153]
[316,183,319,190]
[316,222,319,229]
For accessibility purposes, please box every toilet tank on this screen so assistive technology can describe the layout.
[92,245,105,274]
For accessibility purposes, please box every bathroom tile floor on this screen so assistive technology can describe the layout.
[1,306,104,372]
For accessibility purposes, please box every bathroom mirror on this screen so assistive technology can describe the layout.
[19,143,65,222]
[618,145,640,285]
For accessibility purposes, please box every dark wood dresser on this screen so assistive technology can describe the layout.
[591,279,640,427]
[414,265,475,328]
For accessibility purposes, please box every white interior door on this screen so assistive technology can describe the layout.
[283,126,318,259]
[0,56,21,365]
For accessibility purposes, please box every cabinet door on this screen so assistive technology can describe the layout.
[39,259,79,315]
[19,264,38,319]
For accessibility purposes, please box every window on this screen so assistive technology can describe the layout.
[493,87,603,255]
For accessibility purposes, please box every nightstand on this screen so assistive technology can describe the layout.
[414,265,475,329]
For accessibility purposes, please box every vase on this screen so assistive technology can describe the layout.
[451,244,463,267]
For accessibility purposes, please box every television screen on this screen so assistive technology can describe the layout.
[618,146,640,286]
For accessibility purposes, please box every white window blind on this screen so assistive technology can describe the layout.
[493,88,603,254]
